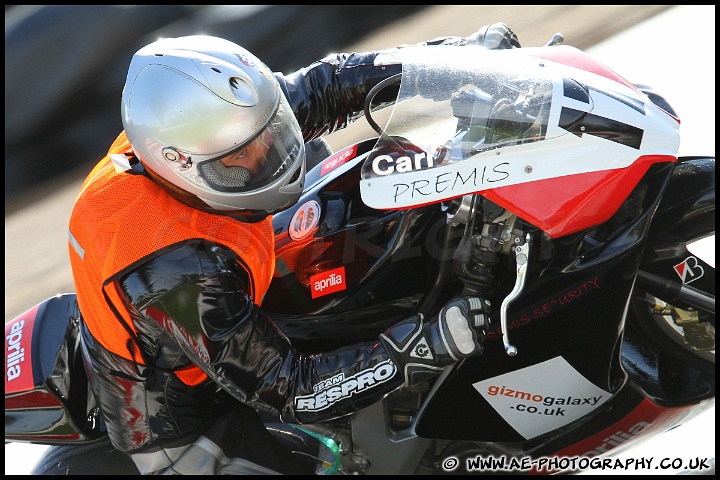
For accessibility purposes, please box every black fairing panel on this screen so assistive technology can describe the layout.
[639,157,715,310]
[265,141,454,349]
[620,319,715,406]
[414,242,636,443]
[414,163,678,443]
[621,156,715,406]
[265,146,712,445]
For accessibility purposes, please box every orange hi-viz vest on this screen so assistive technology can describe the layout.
[68,131,275,366]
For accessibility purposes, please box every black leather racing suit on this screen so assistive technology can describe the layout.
[80,37,474,474]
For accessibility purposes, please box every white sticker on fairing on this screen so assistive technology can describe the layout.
[473,356,611,440]
[673,256,705,284]
[289,200,321,241]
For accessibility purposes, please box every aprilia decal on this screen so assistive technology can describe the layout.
[310,266,346,299]
[531,421,653,473]
[580,421,651,457]
[5,304,38,393]
[533,396,693,472]
[321,144,358,176]
[295,359,397,411]
[673,256,705,284]
[6,321,27,382]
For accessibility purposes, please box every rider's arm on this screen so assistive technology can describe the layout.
[120,242,402,424]
[120,242,485,425]
[274,50,402,142]
[275,23,520,142]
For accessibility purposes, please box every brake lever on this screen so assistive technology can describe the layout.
[544,33,564,47]
[499,233,531,356]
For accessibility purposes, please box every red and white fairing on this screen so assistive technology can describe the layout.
[360,45,680,237]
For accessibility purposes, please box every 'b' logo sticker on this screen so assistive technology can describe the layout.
[673,256,704,284]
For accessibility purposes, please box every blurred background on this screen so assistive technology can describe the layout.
[5,5,672,206]
[4,5,427,201]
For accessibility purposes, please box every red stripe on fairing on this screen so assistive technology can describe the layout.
[5,389,63,409]
[5,303,39,394]
[6,433,82,441]
[525,47,640,92]
[482,155,676,238]
[529,398,695,474]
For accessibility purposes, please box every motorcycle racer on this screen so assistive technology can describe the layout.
[67,24,520,475]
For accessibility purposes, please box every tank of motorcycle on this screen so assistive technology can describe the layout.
[360,44,681,238]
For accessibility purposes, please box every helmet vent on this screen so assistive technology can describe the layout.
[228,76,258,106]
[288,165,302,184]
[199,160,252,188]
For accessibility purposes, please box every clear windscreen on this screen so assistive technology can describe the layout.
[359,43,681,238]
[360,45,572,209]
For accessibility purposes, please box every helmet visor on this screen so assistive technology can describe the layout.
[197,99,303,192]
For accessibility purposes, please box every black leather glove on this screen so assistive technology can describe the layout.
[467,22,521,49]
[413,23,520,101]
[380,296,490,385]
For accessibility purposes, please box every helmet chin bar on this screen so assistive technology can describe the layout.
[199,160,253,189]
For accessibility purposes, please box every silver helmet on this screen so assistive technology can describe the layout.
[121,35,305,215]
